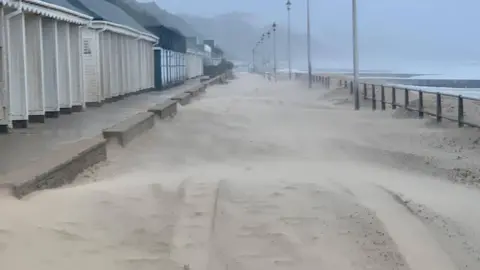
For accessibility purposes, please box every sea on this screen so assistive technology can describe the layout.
[277,65,480,99]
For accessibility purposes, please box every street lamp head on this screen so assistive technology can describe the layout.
[286,0,291,10]
[272,22,277,31]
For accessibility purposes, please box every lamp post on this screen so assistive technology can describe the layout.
[307,0,312,88]
[352,0,360,110]
[272,22,277,82]
[252,47,255,73]
[267,31,271,74]
[286,0,292,80]
[260,34,265,73]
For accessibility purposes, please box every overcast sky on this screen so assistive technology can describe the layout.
[151,0,328,33]
[148,0,480,72]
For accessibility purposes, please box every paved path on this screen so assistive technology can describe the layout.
[0,80,199,176]
[1,73,480,270]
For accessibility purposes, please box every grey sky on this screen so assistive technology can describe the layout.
[151,0,321,33]
[148,0,480,71]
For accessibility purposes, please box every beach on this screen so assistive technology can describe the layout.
[326,76,480,127]
[1,73,480,269]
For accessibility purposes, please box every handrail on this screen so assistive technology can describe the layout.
[293,72,480,129]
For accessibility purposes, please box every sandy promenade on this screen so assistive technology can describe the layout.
[1,73,480,269]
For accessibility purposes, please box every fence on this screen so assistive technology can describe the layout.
[294,73,332,89]
[294,73,480,129]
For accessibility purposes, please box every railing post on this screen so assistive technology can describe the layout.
[363,83,367,99]
[381,85,386,110]
[372,85,376,110]
[458,95,464,127]
[436,93,442,122]
[350,81,353,95]
[418,91,424,118]
[404,88,409,109]
[392,87,397,109]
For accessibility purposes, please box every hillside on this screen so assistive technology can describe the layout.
[105,0,200,37]
[179,12,326,62]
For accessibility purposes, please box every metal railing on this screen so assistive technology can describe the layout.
[295,72,332,88]
[294,72,480,128]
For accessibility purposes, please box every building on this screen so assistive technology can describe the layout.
[50,0,158,106]
[0,0,208,133]
[0,0,93,131]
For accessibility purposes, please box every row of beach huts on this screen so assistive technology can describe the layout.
[0,0,224,133]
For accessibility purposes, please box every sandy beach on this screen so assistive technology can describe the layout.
[1,73,480,269]
[329,76,480,126]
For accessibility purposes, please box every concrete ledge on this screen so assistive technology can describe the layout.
[1,137,107,198]
[226,70,234,79]
[193,84,207,94]
[171,92,192,106]
[219,74,228,84]
[102,112,155,147]
[205,75,223,86]
[185,85,202,97]
[148,100,178,119]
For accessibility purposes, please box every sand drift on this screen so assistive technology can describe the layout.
[0,73,479,270]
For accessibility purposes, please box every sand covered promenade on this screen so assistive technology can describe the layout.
[1,73,480,270]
